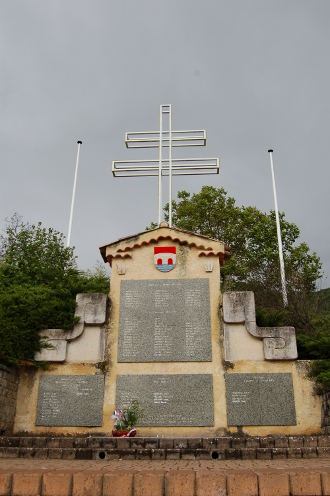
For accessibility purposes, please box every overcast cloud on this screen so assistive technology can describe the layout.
[0,0,329,286]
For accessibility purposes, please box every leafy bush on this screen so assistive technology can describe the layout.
[256,307,287,327]
[0,215,109,366]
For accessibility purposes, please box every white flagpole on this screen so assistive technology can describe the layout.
[268,149,288,307]
[67,140,82,248]
[168,104,173,227]
[158,106,163,226]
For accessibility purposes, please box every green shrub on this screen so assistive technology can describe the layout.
[0,215,109,366]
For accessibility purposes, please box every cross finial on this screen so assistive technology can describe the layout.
[112,104,220,227]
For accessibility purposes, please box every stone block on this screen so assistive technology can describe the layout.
[46,438,60,448]
[0,474,11,496]
[202,437,217,448]
[196,471,226,496]
[181,449,196,460]
[0,437,8,447]
[130,438,144,449]
[33,437,47,448]
[241,449,256,459]
[195,449,211,460]
[103,438,117,449]
[246,437,260,448]
[34,448,49,459]
[5,438,20,447]
[188,438,202,449]
[227,472,258,496]
[35,338,67,362]
[256,448,272,459]
[19,437,34,448]
[61,449,76,459]
[151,449,165,460]
[103,472,133,496]
[42,473,72,496]
[166,449,181,460]
[159,438,173,449]
[232,437,246,449]
[105,449,120,460]
[118,449,136,459]
[258,473,289,496]
[88,437,103,448]
[289,472,321,495]
[79,293,107,325]
[173,438,188,449]
[75,448,92,459]
[274,436,289,448]
[47,448,63,459]
[303,436,317,447]
[134,472,164,496]
[0,447,19,458]
[165,471,195,496]
[272,448,287,459]
[72,473,102,496]
[289,436,304,448]
[144,437,158,449]
[117,437,130,449]
[59,438,74,448]
[317,446,330,457]
[287,448,302,458]
[318,435,330,446]
[136,449,151,459]
[217,437,231,449]
[225,448,241,459]
[74,438,88,448]
[260,437,274,448]
[12,473,41,496]
[19,448,35,459]
[301,447,317,458]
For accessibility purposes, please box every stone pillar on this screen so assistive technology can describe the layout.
[0,364,19,434]
[322,391,330,434]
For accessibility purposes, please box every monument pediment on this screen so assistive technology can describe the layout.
[99,223,230,267]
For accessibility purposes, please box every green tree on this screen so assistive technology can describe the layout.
[0,215,109,366]
[163,186,322,332]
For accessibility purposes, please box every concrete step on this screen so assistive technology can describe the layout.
[0,459,330,496]
[0,435,329,460]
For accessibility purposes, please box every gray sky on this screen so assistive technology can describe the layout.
[1,0,329,286]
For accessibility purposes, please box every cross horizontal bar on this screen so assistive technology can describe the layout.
[125,130,206,148]
[112,158,220,177]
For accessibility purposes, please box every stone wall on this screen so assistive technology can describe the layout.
[322,391,330,434]
[0,364,19,434]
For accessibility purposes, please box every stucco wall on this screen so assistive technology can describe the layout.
[13,234,323,436]
[0,364,19,434]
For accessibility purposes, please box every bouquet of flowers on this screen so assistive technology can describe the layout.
[111,400,143,437]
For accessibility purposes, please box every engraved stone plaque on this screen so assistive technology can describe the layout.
[116,374,214,426]
[225,373,296,426]
[118,279,211,362]
[36,375,104,426]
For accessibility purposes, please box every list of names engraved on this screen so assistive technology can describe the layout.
[35,375,104,426]
[116,374,214,426]
[117,279,212,362]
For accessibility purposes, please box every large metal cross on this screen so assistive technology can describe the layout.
[112,104,220,227]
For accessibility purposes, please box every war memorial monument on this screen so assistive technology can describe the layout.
[1,106,327,469]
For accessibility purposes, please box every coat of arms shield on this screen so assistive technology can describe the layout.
[154,246,176,272]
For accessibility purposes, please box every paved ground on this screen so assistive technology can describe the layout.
[1,458,329,473]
